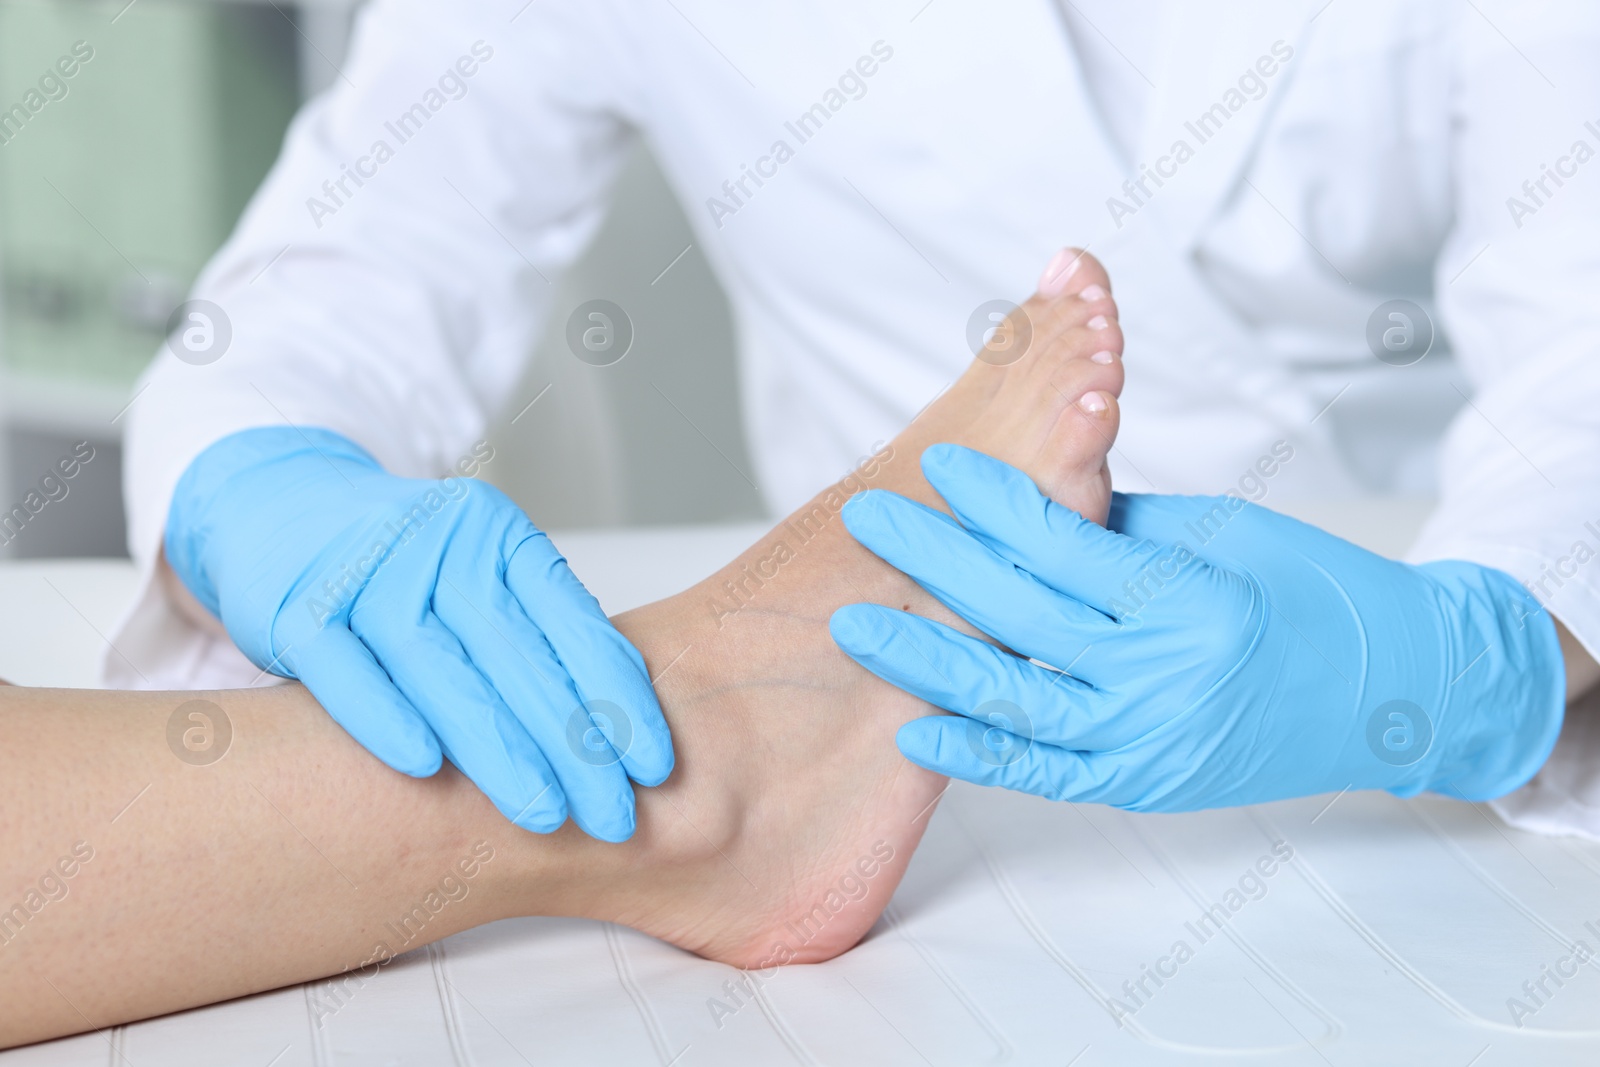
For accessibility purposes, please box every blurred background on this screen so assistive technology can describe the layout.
[0,0,762,561]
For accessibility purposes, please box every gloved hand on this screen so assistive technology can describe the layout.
[166,426,672,841]
[831,444,1565,810]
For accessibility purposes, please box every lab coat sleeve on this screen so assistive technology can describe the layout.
[1406,0,1600,836]
[108,0,643,688]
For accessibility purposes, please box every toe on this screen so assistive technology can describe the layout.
[966,250,1119,376]
[1037,388,1119,521]
[1035,247,1111,301]
[950,246,1124,523]
[1006,254,1122,382]
[990,317,1124,425]
[1025,251,1116,338]
[1046,329,1124,399]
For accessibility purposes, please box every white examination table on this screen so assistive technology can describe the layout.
[3,502,1599,1066]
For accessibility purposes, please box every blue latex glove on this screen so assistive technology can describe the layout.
[166,426,672,840]
[831,444,1565,810]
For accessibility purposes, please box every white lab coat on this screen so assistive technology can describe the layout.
[112,0,1600,837]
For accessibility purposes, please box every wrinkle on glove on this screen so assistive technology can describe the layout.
[167,426,673,841]
[832,444,1564,811]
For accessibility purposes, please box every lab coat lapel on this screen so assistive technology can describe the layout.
[1129,0,1317,250]
[1075,2,1356,495]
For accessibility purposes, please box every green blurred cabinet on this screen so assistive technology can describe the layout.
[0,0,353,559]
[0,0,301,390]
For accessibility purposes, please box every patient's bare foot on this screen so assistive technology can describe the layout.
[576,251,1122,968]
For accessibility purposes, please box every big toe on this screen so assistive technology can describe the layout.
[1035,247,1111,303]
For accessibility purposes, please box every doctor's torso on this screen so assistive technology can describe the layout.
[581,0,1470,511]
[141,0,1584,538]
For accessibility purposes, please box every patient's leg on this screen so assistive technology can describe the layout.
[0,683,566,1048]
[0,251,1121,1048]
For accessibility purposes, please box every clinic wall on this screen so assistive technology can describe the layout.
[0,0,301,559]
[0,1,762,558]
[481,147,765,531]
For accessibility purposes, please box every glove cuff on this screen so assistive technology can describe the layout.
[1416,561,1566,801]
[165,426,383,617]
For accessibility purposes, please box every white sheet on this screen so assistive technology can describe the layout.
[6,506,1600,1064]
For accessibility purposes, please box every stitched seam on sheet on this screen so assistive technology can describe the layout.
[1251,808,1533,1034]
[303,982,332,1066]
[1408,802,1580,947]
[947,806,1158,1044]
[882,902,1013,1062]
[106,1025,126,1067]
[603,922,683,1066]
[1557,837,1600,881]
[749,978,818,1066]
[1401,801,1600,1036]
[1125,811,1343,1049]
[429,942,474,1067]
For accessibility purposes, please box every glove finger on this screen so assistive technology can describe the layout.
[288,627,443,778]
[1106,491,1216,543]
[505,531,674,787]
[840,488,1119,672]
[434,564,638,843]
[831,605,1140,750]
[896,716,1125,805]
[350,597,569,834]
[920,445,1186,616]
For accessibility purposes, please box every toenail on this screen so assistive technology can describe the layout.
[1078,390,1108,414]
[1079,284,1107,301]
[1037,248,1080,297]
[1090,349,1117,364]
[1087,314,1110,329]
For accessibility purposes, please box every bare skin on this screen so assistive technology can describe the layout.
[0,250,1124,1049]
